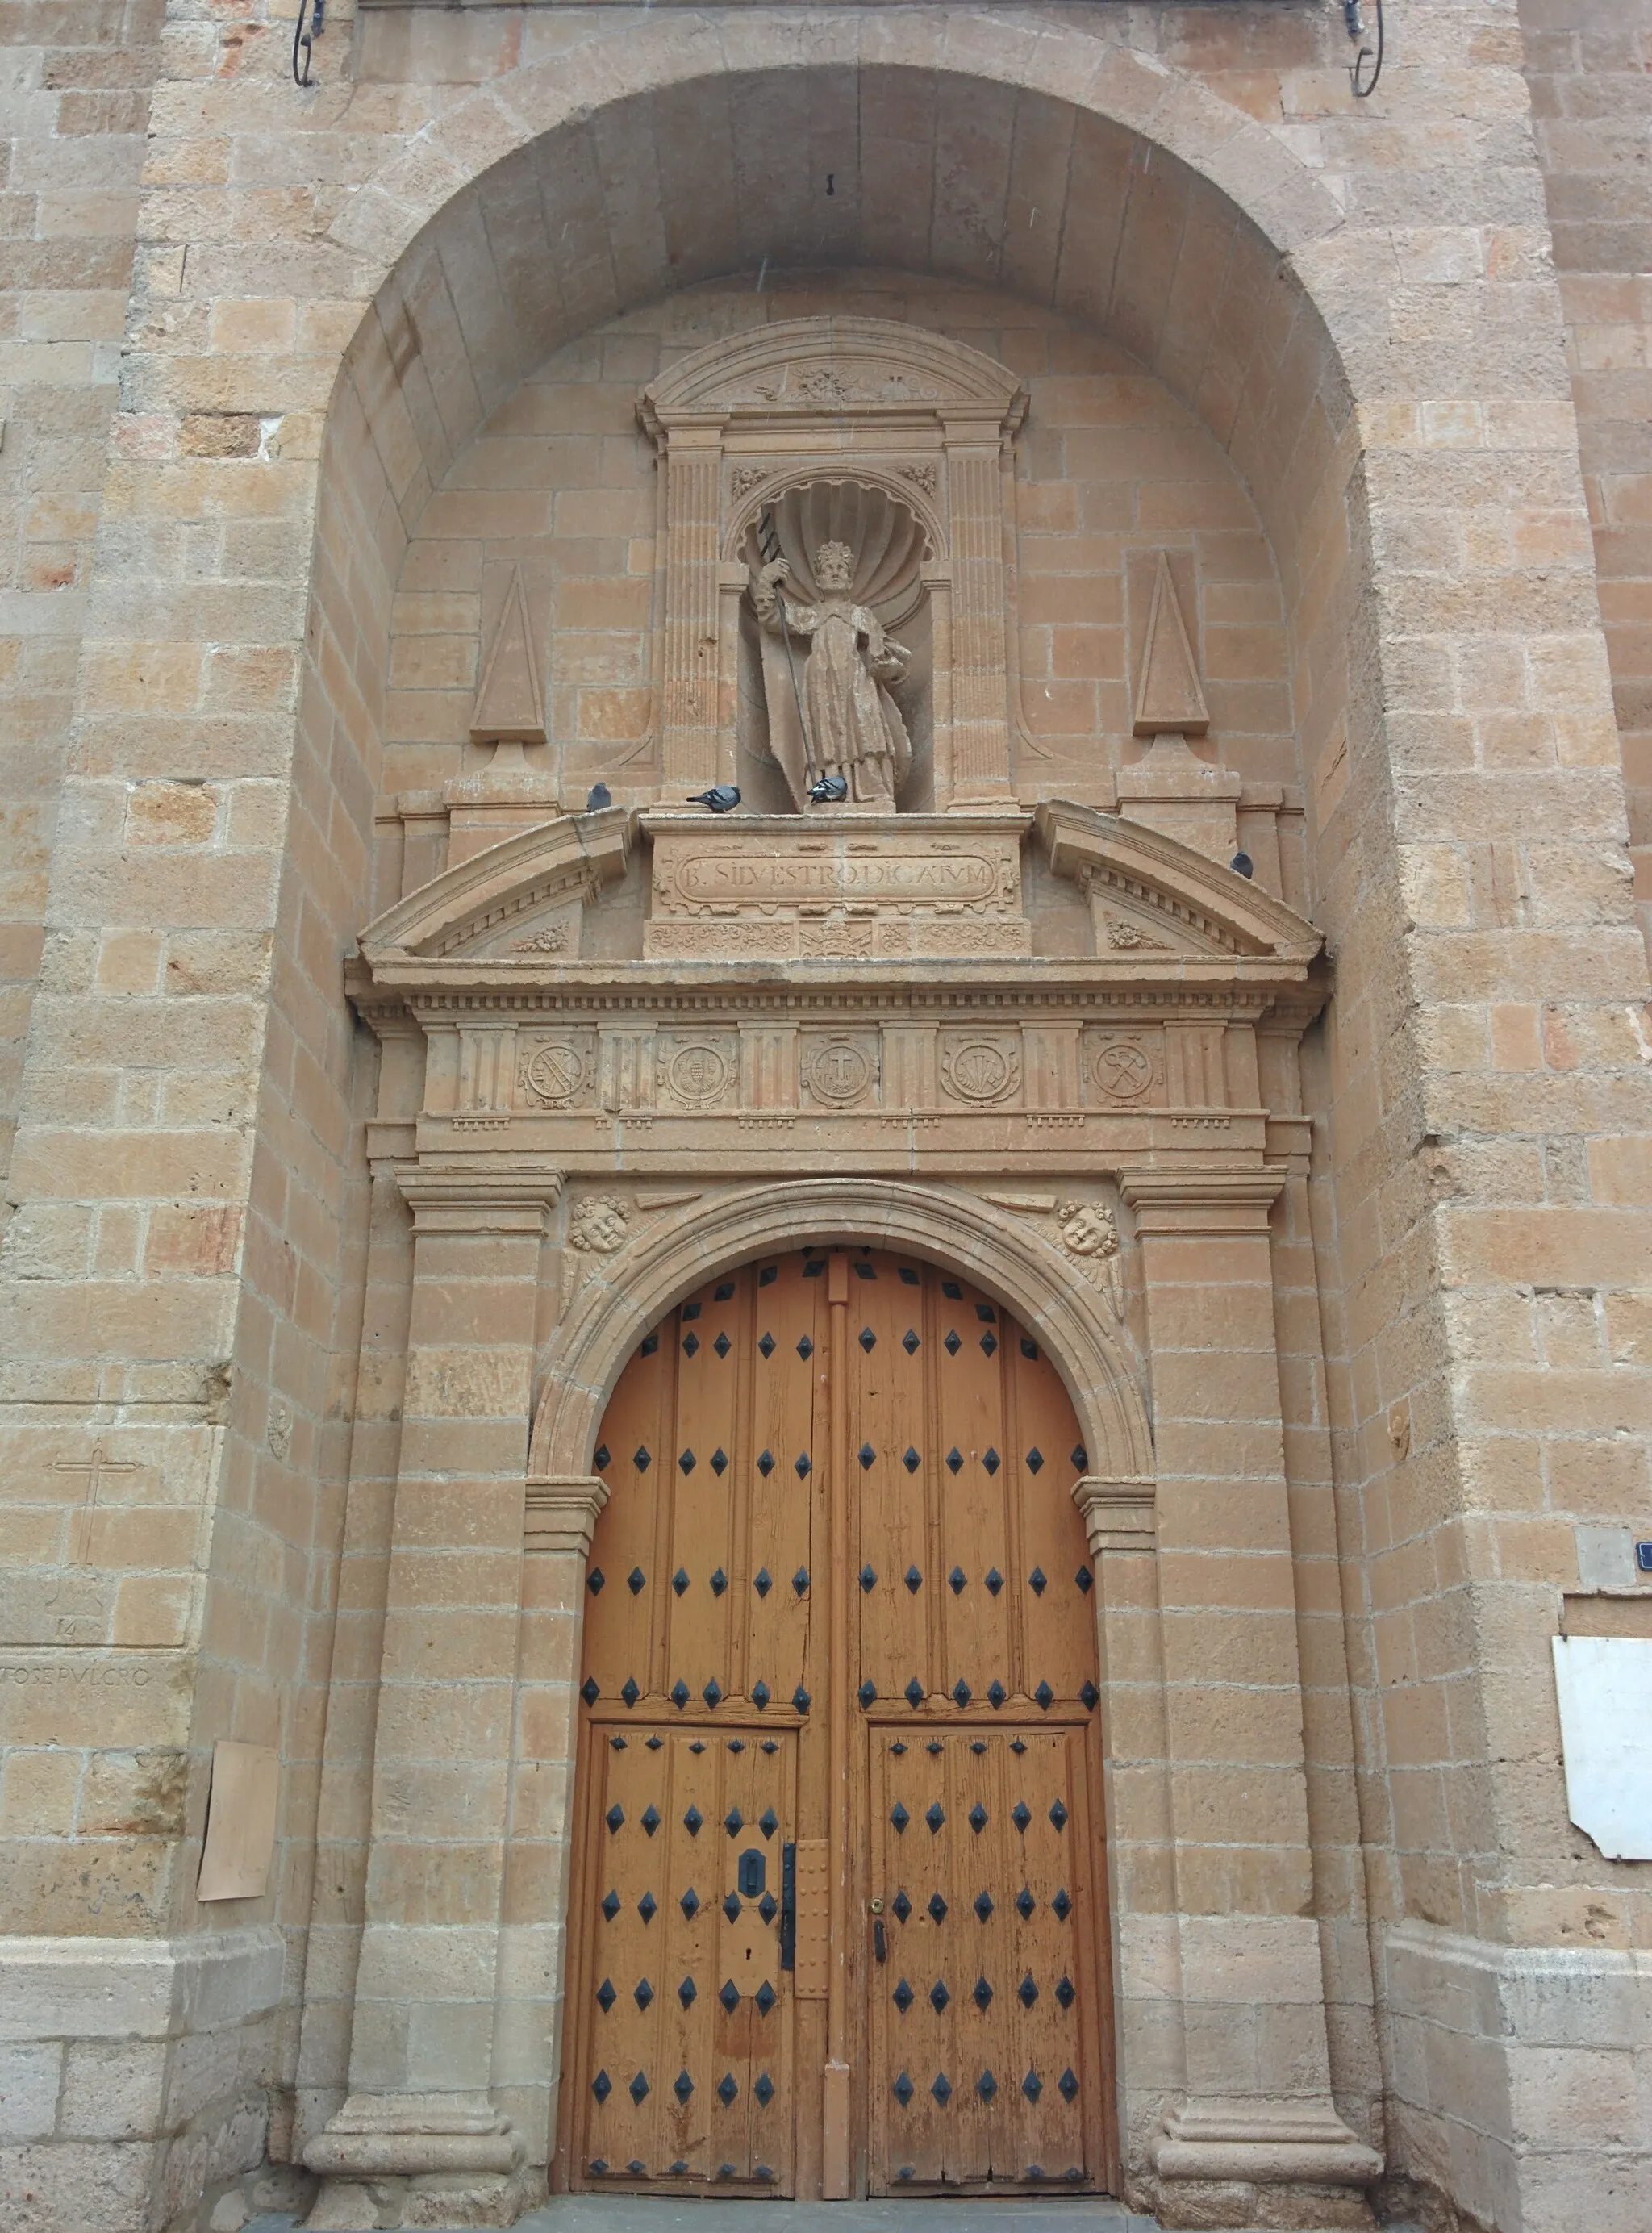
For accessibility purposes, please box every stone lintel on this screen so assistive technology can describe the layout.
[524,1473,609,1556]
[1073,1474,1156,1555]
[1121,1170,1285,1236]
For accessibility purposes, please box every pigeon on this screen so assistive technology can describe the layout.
[685,786,741,813]
[1229,849,1254,879]
[585,782,612,812]
[807,774,849,804]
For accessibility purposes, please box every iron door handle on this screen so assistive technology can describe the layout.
[873,1918,886,1964]
[779,1843,796,1971]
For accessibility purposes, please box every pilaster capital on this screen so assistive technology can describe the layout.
[1073,1475,1156,1556]
[397,1165,565,1238]
[524,1473,610,1557]
[1120,1169,1284,1237]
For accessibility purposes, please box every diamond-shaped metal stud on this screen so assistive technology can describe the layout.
[754,1568,771,1598]
[679,1805,703,1839]
[1056,1974,1076,2008]
[1059,2066,1079,2101]
[945,1446,962,1473]
[1072,1444,1088,1469]
[621,1677,640,1708]
[671,1679,690,1709]
[1049,1798,1069,1830]
[587,1567,605,1596]
[605,1805,624,1833]
[903,1329,920,1354]
[678,1445,696,1471]
[985,1568,1003,1596]
[1016,1888,1035,1920]
[1026,1447,1045,1473]
[628,1567,646,1598]
[1053,1888,1072,1920]
[759,1807,778,1839]
[945,1331,962,1356]
[859,1443,876,1471]
[590,2158,608,2176]
[1081,1680,1099,1710]
[893,2071,913,2106]
[890,1802,909,1834]
[796,1336,813,1359]
[724,1809,743,1839]
[638,1892,657,1922]
[904,1565,922,1593]
[594,1441,611,1471]
[930,1979,950,2013]
[975,1890,995,1921]
[1018,1972,1038,2009]
[720,1980,739,2013]
[988,1680,1007,1709]
[713,1331,731,1359]
[601,1890,620,1921]
[1012,1801,1031,1832]
[793,1686,811,1714]
[755,2073,774,2106]
[928,1892,948,1923]
[795,1452,811,1478]
[700,1679,721,1709]
[1077,1564,1094,1593]
[682,1338,699,1363]
[949,1567,966,1595]
[860,1326,876,1353]
[981,1332,998,1355]
[978,2068,998,2101]
[756,1981,776,2014]
[974,1972,994,2009]
[674,2069,694,2103]
[760,1892,777,1922]
[757,1449,774,1476]
[717,2071,737,2103]
[893,1976,915,2012]
[905,1677,924,1708]
[682,1301,701,1321]
[582,1677,599,1707]
[596,1977,615,2011]
[792,1567,809,1596]
[670,1568,690,1598]
[1035,1680,1055,1710]
[857,1680,878,1709]
[722,1892,740,1923]
[635,1978,654,2010]
[892,1890,912,1922]
[932,2072,953,2104]
[758,1333,775,1359]
[860,1564,877,1592]
[633,1444,652,1471]
[903,1446,920,1472]
[968,1802,987,1834]
[982,1447,1000,1474]
[1029,1566,1047,1595]
[629,2071,649,2105]
[641,1805,661,1837]
[927,1738,944,1756]
[953,1680,972,1708]
[1023,2070,1043,2102]
[592,2069,611,2102]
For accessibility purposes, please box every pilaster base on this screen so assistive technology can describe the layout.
[303,2094,535,2229]
[1150,2099,1381,2229]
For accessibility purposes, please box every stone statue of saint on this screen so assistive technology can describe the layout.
[751,540,913,807]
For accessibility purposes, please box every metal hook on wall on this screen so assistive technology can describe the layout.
[1343,0,1384,98]
[293,0,323,86]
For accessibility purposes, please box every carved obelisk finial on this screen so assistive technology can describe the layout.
[1133,549,1209,737]
[469,565,546,746]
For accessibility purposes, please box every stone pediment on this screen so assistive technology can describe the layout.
[638,315,1027,431]
[1037,800,1322,965]
[358,805,631,962]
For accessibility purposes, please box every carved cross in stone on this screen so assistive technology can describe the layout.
[56,1442,139,1564]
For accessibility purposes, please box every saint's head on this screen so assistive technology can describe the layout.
[814,541,854,594]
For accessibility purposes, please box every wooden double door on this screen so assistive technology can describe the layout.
[563,1246,1114,2197]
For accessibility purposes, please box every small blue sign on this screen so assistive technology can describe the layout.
[1637,1542,1652,1574]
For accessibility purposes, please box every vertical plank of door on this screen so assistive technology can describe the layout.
[1009,1728,1087,2181]
[853,1257,927,1707]
[823,1252,852,2196]
[945,1733,990,2183]
[1012,1329,1098,1706]
[567,1726,610,2187]
[659,1730,716,2177]
[586,1731,659,2174]
[903,1730,951,2183]
[667,1276,740,1705]
[747,1255,815,1713]
[935,1275,1012,1709]
[582,1329,668,1705]
[1069,1730,1118,2191]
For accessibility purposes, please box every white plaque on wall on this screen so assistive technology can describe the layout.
[1551,1636,1652,1862]
[197,1739,280,1901]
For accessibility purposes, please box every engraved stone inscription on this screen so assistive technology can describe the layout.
[675,852,998,908]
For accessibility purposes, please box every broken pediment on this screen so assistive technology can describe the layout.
[357,805,632,962]
[1035,799,1322,965]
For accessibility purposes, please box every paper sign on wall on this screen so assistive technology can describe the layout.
[197,1739,280,1901]
[1551,1637,1652,1862]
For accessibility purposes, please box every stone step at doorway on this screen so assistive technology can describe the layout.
[248,2206,1159,2233]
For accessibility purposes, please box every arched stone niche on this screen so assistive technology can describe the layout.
[638,315,1027,809]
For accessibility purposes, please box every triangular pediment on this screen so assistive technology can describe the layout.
[1035,799,1322,964]
[357,807,632,962]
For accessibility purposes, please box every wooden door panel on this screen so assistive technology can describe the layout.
[579,1723,795,2191]
[571,1246,1112,2198]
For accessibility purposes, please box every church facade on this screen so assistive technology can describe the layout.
[2,4,1650,2231]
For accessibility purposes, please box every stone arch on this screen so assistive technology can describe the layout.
[528,1178,1153,1488]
